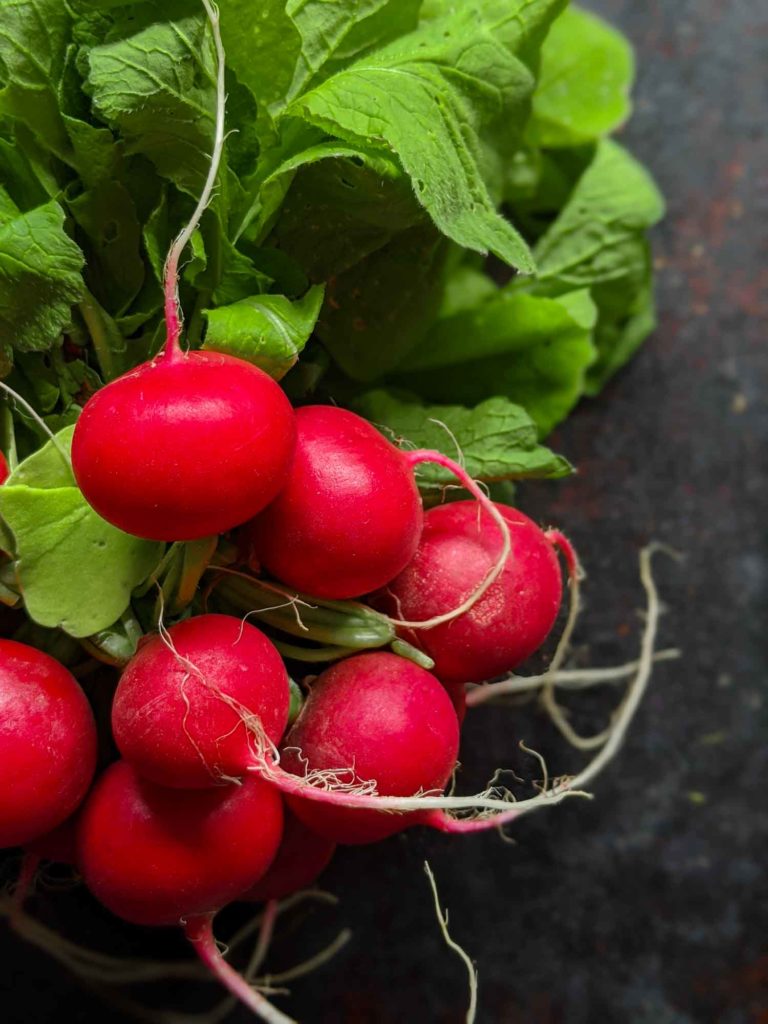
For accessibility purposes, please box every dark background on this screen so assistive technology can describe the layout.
[3,1,767,1021]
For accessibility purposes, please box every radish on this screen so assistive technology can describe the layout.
[71,351,295,542]
[243,810,336,902]
[280,652,460,844]
[112,614,290,789]
[78,758,293,1024]
[110,629,557,839]
[70,3,295,544]
[78,760,283,927]
[245,406,423,599]
[0,451,8,485]
[373,501,576,684]
[0,640,97,848]
[244,405,513,601]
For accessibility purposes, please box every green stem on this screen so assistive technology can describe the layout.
[209,572,395,649]
[273,640,361,663]
[1,401,18,471]
[78,290,115,382]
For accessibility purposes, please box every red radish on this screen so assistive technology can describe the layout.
[78,760,283,927]
[373,501,570,684]
[112,614,290,789]
[0,451,9,485]
[71,350,296,542]
[69,0,295,545]
[0,640,97,848]
[243,811,336,902]
[280,652,460,844]
[244,405,423,599]
[78,754,292,1024]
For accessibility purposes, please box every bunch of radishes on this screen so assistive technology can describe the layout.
[0,370,577,1020]
[0,6,668,1021]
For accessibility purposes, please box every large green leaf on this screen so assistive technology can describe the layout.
[0,200,84,355]
[203,284,324,378]
[269,149,424,281]
[355,390,572,494]
[0,428,163,637]
[218,0,301,117]
[285,0,422,102]
[316,224,451,381]
[68,180,145,315]
[392,287,598,437]
[419,0,567,68]
[586,242,657,394]
[286,11,536,271]
[87,7,217,195]
[534,140,664,286]
[0,0,74,162]
[530,5,634,147]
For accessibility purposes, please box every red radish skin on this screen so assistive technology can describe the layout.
[245,405,423,599]
[0,641,97,848]
[243,811,336,902]
[280,652,460,845]
[71,348,296,542]
[77,760,283,928]
[0,451,8,484]
[112,614,290,789]
[373,501,564,684]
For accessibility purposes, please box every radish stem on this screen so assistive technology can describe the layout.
[162,0,226,358]
[185,913,296,1024]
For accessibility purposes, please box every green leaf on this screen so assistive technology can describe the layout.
[530,5,634,148]
[317,224,451,381]
[8,349,99,426]
[419,0,567,69]
[0,199,85,355]
[218,0,301,117]
[0,0,120,182]
[219,0,422,120]
[534,140,665,286]
[269,149,424,281]
[68,180,145,314]
[5,425,76,488]
[355,390,572,493]
[392,287,598,437]
[0,0,74,162]
[0,428,163,637]
[285,12,536,272]
[0,136,51,210]
[438,263,499,319]
[586,244,657,394]
[86,7,218,196]
[203,284,325,379]
[284,0,422,101]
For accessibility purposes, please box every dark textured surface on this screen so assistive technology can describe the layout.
[3,1,767,1022]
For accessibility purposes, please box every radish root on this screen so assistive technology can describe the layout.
[2,891,347,1023]
[184,914,296,1024]
[466,649,680,705]
[390,450,512,631]
[424,862,477,1024]
[252,543,669,834]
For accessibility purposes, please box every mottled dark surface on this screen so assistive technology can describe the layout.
[3,1,767,1022]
